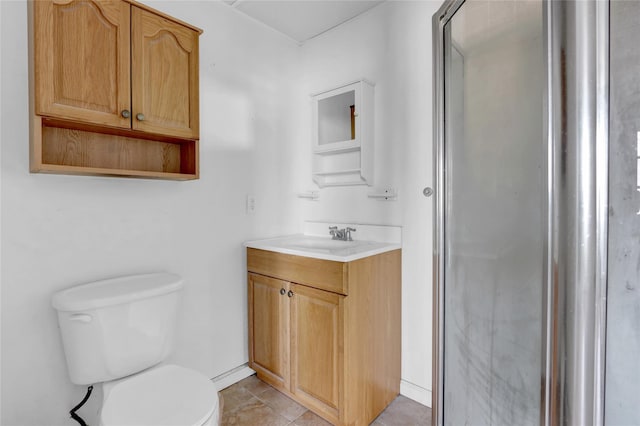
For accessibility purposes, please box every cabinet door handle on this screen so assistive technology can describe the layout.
[121,110,131,118]
[136,113,145,121]
[287,290,294,298]
[280,288,286,295]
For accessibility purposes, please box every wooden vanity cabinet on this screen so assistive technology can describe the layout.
[289,282,342,417]
[248,273,290,389]
[30,0,201,179]
[247,248,401,426]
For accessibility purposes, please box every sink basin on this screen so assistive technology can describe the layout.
[286,238,360,251]
[245,235,400,262]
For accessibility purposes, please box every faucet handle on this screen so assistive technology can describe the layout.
[345,227,356,241]
[329,226,338,230]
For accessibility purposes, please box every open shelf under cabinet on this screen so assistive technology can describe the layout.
[31,117,198,180]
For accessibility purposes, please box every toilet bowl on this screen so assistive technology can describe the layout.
[100,365,219,426]
[52,273,219,426]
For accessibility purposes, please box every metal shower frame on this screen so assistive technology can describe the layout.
[431,1,609,425]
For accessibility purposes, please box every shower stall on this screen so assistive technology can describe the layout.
[433,1,639,425]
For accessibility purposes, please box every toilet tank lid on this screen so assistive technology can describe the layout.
[52,273,184,312]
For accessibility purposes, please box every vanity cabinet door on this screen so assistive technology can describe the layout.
[34,0,131,128]
[131,6,199,139]
[248,273,290,390]
[289,283,343,420]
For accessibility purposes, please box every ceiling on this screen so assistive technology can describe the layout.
[222,0,385,44]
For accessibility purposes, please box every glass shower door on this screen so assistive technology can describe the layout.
[442,1,545,424]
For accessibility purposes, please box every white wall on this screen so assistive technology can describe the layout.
[0,1,300,424]
[1,0,441,423]
[293,0,440,405]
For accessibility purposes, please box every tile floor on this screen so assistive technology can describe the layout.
[220,374,431,426]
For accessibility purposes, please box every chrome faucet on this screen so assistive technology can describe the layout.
[345,227,356,241]
[328,226,356,241]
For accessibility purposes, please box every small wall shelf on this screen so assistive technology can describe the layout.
[311,80,374,187]
[313,141,361,155]
[312,169,362,176]
[32,117,198,180]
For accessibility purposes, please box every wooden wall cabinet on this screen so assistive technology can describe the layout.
[30,0,202,180]
[130,6,199,139]
[247,248,401,426]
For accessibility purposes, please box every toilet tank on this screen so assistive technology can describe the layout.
[52,273,184,385]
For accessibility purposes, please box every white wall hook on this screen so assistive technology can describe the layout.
[297,190,319,200]
[367,187,397,201]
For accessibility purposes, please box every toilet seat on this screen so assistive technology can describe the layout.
[100,364,219,426]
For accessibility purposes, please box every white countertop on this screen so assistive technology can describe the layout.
[244,234,401,262]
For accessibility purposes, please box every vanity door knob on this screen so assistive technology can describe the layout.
[280,288,286,295]
[287,290,294,298]
[136,113,145,121]
[121,110,131,118]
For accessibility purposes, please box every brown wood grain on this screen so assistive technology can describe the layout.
[180,140,198,176]
[32,163,197,180]
[247,248,348,295]
[40,117,196,144]
[248,273,290,391]
[40,126,199,179]
[122,0,203,34]
[343,249,402,425]
[247,249,402,426]
[30,1,201,180]
[290,283,343,422]
[131,6,200,139]
[35,0,131,128]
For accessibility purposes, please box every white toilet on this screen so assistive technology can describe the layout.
[52,273,220,426]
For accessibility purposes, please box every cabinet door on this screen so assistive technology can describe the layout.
[290,283,343,417]
[131,7,199,139]
[34,0,131,128]
[248,273,290,389]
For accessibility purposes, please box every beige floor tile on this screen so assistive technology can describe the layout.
[222,375,432,426]
[240,374,273,396]
[372,395,431,426]
[292,410,332,426]
[423,409,432,426]
[220,382,256,411]
[257,387,307,421]
[222,398,290,426]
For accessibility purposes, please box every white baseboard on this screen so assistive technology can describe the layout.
[400,380,432,408]
[211,364,255,391]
